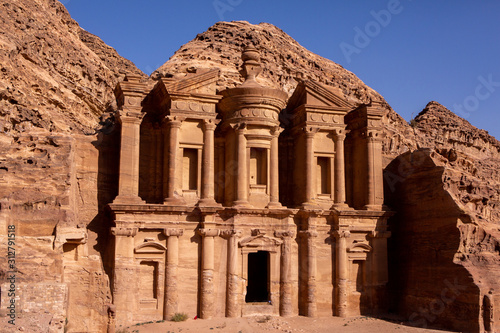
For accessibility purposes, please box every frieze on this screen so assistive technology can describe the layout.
[171,100,215,113]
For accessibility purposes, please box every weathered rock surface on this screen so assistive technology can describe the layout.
[0,0,142,332]
[0,0,144,134]
[386,102,500,331]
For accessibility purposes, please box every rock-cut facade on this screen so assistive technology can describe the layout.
[107,46,393,328]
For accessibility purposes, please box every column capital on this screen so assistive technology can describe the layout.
[163,228,184,237]
[271,126,284,137]
[333,129,346,140]
[202,118,220,131]
[111,227,138,237]
[230,122,247,132]
[274,230,296,239]
[303,126,320,137]
[369,230,391,239]
[298,230,318,238]
[116,110,145,124]
[197,228,220,237]
[331,230,351,238]
[164,115,185,128]
[220,229,242,239]
[365,130,383,142]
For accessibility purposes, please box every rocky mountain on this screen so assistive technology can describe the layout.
[0,0,144,135]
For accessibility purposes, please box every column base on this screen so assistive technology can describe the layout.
[301,201,321,210]
[112,195,145,205]
[331,203,352,210]
[266,201,283,209]
[363,204,384,211]
[233,200,252,208]
[164,197,186,206]
[197,198,222,208]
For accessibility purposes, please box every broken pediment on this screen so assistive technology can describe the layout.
[158,69,220,95]
[287,80,355,112]
[239,233,283,250]
[146,69,222,115]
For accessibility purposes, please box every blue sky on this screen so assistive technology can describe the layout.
[64,0,500,139]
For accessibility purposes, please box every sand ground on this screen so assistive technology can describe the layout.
[118,315,457,333]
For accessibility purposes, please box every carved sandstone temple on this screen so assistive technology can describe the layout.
[108,46,393,327]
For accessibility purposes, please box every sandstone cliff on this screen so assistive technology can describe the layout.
[0,0,143,331]
[386,102,500,331]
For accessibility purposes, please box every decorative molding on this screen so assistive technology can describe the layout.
[111,227,138,237]
[163,228,184,237]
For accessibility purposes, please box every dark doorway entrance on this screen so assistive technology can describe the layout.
[245,251,269,302]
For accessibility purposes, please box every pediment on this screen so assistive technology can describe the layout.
[239,234,283,248]
[348,242,372,253]
[134,242,167,254]
[287,80,355,111]
[160,69,220,95]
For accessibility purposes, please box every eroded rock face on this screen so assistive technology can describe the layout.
[0,0,144,134]
[0,0,142,331]
[386,102,500,332]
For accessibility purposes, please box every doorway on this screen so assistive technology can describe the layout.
[245,251,270,302]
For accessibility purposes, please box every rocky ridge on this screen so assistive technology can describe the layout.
[0,0,144,135]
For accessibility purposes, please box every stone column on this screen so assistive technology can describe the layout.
[114,111,145,204]
[268,126,283,208]
[304,127,319,206]
[333,130,348,208]
[333,230,350,317]
[366,133,375,208]
[198,228,219,319]
[163,228,183,320]
[365,132,383,210]
[111,227,137,327]
[368,230,391,313]
[221,230,241,317]
[199,119,219,206]
[234,124,250,207]
[299,229,318,317]
[163,116,184,204]
[275,231,295,317]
